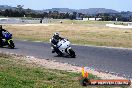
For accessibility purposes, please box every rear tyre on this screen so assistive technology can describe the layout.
[8,40,15,49]
[0,44,3,47]
[56,51,63,56]
[54,47,63,56]
[69,49,76,58]
[0,40,3,47]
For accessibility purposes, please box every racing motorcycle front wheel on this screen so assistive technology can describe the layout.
[69,49,76,58]
[8,40,15,49]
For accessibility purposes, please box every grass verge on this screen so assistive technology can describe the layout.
[0,53,100,88]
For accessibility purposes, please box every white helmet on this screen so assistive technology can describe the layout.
[54,32,59,36]
[53,32,60,39]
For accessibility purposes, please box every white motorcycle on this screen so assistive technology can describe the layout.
[50,38,76,58]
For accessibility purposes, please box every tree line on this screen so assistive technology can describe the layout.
[0,8,132,22]
[0,9,83,20]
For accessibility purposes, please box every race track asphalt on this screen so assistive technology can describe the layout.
[0,40,132,79]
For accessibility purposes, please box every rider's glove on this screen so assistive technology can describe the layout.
[53,44,57,47]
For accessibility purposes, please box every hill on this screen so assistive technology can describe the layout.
[42,8,119,14]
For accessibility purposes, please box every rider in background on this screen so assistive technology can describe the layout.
[0,25,7,45]
[50,32,63,53]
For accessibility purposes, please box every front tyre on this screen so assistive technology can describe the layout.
[8,40,15,49]
[69,49,76,58]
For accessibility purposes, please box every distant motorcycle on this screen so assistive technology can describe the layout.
[50,38,76,58]
[0,31,15,49]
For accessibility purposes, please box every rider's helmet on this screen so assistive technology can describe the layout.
[0,25,2,30]
[53,32,60,40]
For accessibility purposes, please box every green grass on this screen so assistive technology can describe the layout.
[0,53,101,88]
[0,53,129,88]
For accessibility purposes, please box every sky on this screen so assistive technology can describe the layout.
[0,0,132,12]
